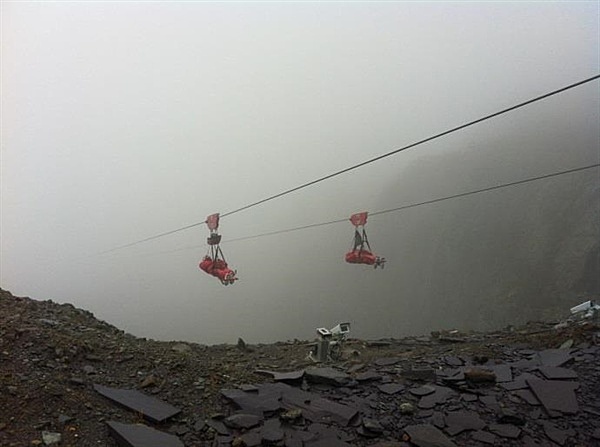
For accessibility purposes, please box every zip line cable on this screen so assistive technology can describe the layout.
[220,74,599,220]
[99,74,600,255]
[223,163,600,243]
[129,162,599,257]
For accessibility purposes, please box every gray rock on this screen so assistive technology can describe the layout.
[82,365,96,375]
[42,431,62,445]
[399,402,415,414]
[224,414,261,429]
[57,414,73,424]
[39,319,60,327]
[171,343,192,353]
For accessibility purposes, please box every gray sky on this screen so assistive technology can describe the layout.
[2,2,598,344]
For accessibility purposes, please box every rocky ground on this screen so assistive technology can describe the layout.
[1,288,599,447]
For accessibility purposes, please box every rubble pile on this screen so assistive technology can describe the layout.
[1,288,599,446]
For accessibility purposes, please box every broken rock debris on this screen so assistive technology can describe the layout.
[1,288,599,446]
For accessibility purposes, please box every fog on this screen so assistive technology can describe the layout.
[2,2,598,344]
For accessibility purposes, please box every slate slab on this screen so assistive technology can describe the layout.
[94,385,181,423]
[254,369,305,383]
[537,349,572,367]
[527,378,579,414]
[106,421,184,447]
[490,364,512,382]
[538,366,578,380]
[403,424,457,447]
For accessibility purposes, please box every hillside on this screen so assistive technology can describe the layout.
[1,288,599,446]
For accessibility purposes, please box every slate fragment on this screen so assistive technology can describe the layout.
[106,421,184,447]
[261,418,284,443]
[527,378,579,414]
[478,395,501,413]
[305,438,352,447]
[489,364,512,382]
[374,357,401,366]
[513,389,540,406]
[206,419,230,436]
[221,386,282,413]
[444,411,485,435]
[94,384,181,423]
[255,369,305,383]
[355,371,381,382]
[305,368,353,387]
[358,418,384,437]
[471,430,496,444]
[410,385,436,397]
[431,411,445,429]
[500,373,537,391]
[443,356,463,367]
[418,386,454,409]
[401,367,436,382]
[488,423,521,439]
[223,413,261,429]
[464,367,495,383]
[497,409,526,426]
[540,421,571,446]
[240,432,262,447]
[403,424,457,447]
[461,393,477,403]
[437,368,464,382]
[378,383,405,395]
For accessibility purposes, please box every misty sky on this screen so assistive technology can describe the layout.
[2,2,599,344]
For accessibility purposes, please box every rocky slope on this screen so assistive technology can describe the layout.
[1,288,599,447]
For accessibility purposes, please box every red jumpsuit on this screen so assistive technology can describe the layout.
[345,250,377,265]
[199,257,237,285]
